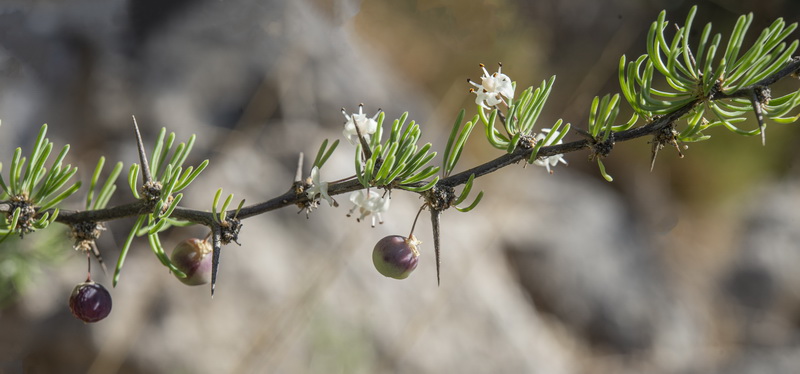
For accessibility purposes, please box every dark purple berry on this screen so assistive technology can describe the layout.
[69,281,112,323]
[170,238,212,286]
[372,235,421,279]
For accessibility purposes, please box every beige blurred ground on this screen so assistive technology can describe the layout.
[1,0,800,373]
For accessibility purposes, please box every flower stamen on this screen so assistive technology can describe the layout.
[468,63,515,110]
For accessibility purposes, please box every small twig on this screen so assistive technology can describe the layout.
[327,175,358,185]
[90,241,108,276]
[354,120,373,160]
[294,152,304,182]
[86,253,92,281]
[497,109,507,129]
[408,203,427,239]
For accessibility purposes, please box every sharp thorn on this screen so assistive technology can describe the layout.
[430,209,442,287]
[132,115,153,184]
[211,228,222,298]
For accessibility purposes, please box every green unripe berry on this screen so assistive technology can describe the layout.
[170,238,213,286]
[372,235,421,279]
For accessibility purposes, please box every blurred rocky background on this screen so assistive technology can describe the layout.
[1,0,800,373]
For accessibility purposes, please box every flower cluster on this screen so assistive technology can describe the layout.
[342,104,380,145]
[347,190,391,227]
[305,166,336,207]
[468,63,515,109]
[534,128,567,174]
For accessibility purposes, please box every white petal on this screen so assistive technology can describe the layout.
[350,191,365,205]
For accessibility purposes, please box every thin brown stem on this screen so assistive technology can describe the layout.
[408,203,427,238]
[86,253,92,282]
[1,55,798,241]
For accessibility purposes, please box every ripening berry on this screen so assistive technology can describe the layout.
[372,235,421,279]
[170,238,213,286]
[69,281,112,323]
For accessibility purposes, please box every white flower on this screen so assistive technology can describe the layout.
[534,128,568,174]
[342,104,380,145]
[468,63,515,109]
[305,166,336,207]
[347,190,390,227]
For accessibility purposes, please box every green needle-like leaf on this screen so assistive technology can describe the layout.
[9,148,22,195]
[0,167,9,195]
[445,116,477,176]
[161,193,183,220]
[7,207,21,233]
[390,112,409,144]
[400,176,439,192]
[174,159,208,192]
[375,154,396,184]
[21,125,48,194]
[155,132,175,180]
[363,157,375,184]
[94,161,123,210]
[219,193,233,223]
[443,109,466,171]
[148,217,170,235]
[149,128,167,178]
[589,96,601,136]
[171,135,196,170]
[405,149,437,176]
[212,188,223,223]
[114,215,146,286]
[87,157,106,210]
[506,133,521,154]
[455,191,483,212]
[38,181,81,211]
[401,165,440,185]
[482,108,509,149]
[598,159,614,182]
[32,211,51,230]
[148,232,186,277]
[128,164,141,199]
[24,143,53,195]
[313,139,339,169]
[453,173,476,206]
[161,165,181,199]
